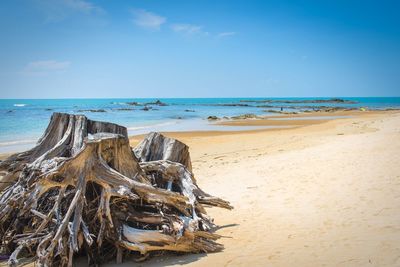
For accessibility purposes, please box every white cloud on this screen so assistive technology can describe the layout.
[170,23,204,35]
[217,31,236,38]
[23,60,71,75]
[62,0,102,13]
[131,9,166,30]
[36,0,104,22]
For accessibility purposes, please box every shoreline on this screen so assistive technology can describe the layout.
[0,110,395,160]
[1,97,399,155]
[128,110,392,146]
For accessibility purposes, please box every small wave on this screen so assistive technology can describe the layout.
[127,121,177,131]
[14,104,27,107]
[0,139,37,147]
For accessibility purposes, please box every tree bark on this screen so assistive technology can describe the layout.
[0,112,128,191]
[134,132,193,171]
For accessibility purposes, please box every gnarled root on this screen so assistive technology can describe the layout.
[0,113,231,266]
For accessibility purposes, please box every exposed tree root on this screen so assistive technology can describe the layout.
[0,113,231,266]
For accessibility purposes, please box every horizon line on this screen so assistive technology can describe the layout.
[0,96,399,100]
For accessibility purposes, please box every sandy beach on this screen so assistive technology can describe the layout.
[2,1,400,265]
[1,111,399,267]
[125,111,400,267]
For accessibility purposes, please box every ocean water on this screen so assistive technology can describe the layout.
[0,97,399,153]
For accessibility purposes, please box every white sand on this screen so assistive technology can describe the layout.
[116,111,400,267]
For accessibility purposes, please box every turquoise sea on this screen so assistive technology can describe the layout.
[0,97,399,153]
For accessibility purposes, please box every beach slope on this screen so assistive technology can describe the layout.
[119,111,400,267]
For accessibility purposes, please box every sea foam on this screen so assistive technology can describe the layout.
[127,121,177,131]
[0,139,37,147]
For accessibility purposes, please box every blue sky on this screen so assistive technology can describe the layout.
[0,0,399,98]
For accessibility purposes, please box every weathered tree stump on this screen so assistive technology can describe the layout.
[0,113,127,191]
[0,113,231,266]
[134,132,192,171]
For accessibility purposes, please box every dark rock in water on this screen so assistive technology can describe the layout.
[45,108,53,111]
[145,100,168,106]
[126,102,142,106]
[315,107,356,112]
[329,98,355,103]
[262,109,281,113]
[384,107,400,111]
[115,108,134,111]
[156,100,167,106]
[255,105,275,108]
[176,116,183,119]
[241,98,357,104]
[207,116,219,120]
[231,113,261,119]
[77,109,107,113]
[309,98,358,104]
[263,105,359,114]
[263,109,298,114]
[211,103,251,107]
[7,110,13,113]
[185,109,195,112]
[141,106,151,111]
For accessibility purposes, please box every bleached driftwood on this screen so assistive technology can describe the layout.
[0,113,231,266]
[0,113,127,191]
[134,132,192,171]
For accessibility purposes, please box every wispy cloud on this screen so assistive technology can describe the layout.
[36,0,104,22]
[129,8,232,38]
[170,23,205,35]
[62,0,102,13]
[217,31,237,38]
[131,9,166,30]
[23,60,71,75]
